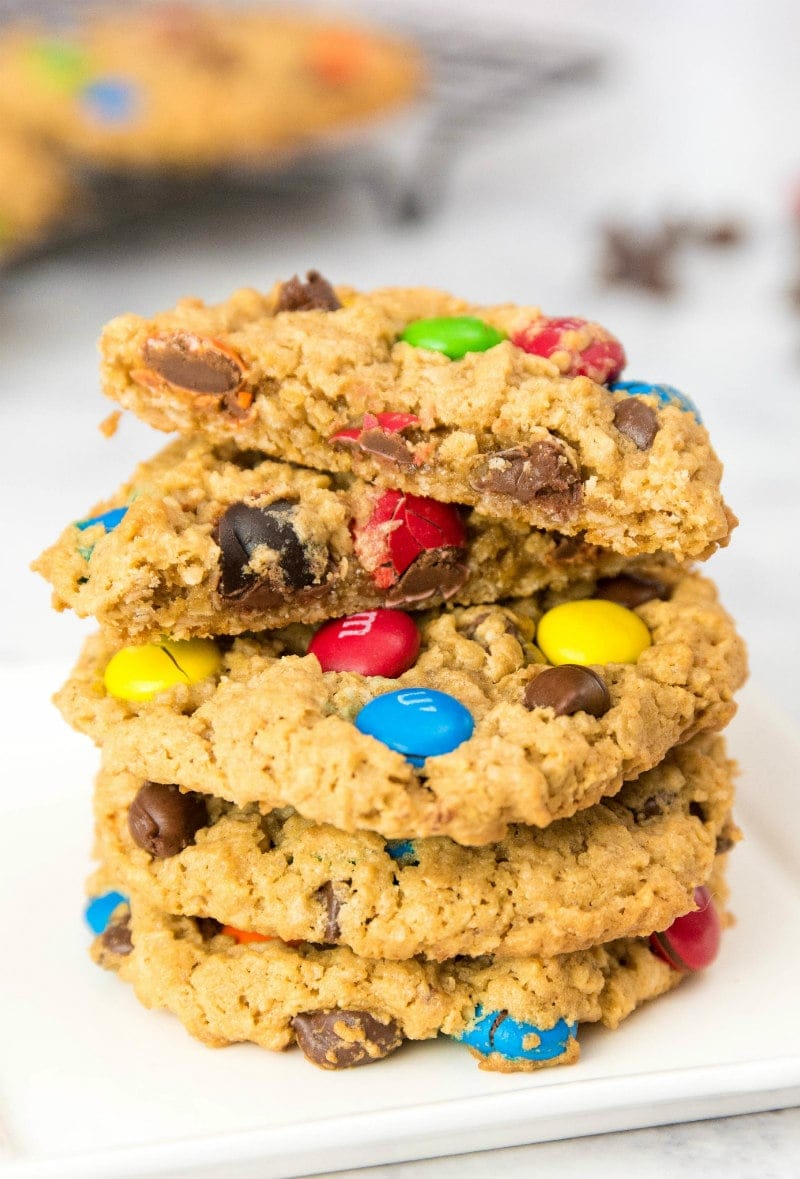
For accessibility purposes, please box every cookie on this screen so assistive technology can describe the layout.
[0,124,80,262]
[33,434,679,643]
[93,734,738,961]
[58,572,747,844]
[89,868,729,1073]
[0,9,420,170]
[98,281,734,559]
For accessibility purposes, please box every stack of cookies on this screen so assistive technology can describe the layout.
[34,275,747,1072]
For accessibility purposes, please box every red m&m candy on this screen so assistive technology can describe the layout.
[649,886,721,972]
[512,315,626,384]
[309,609,420,677]
[353,490,467,594]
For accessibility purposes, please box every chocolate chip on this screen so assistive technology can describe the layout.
[386,548,468,605]
[357,427,415,467]
[628,790,676,822]
[143,332,243,395]
[600,224,677,296]
[102,915,132,956]
[595,573,670,608]
[128,782,208,859]
[715,833,736,855]
[215,499,317,603]
[524,665,610,718]
[613,399,659,449]
[276,270,341,313]
[315,882,342,941]
[292,1010,402,1069]
[689,801,707,822]
[470,440,582,519]
[196,917,223,941]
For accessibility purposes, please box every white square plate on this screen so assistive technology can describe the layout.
[1,669,798,1179]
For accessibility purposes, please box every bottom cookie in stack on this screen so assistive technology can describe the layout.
[89,864,730,1074]
[85,736,738,1073]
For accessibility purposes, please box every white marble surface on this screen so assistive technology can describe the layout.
[2,0,799,1174]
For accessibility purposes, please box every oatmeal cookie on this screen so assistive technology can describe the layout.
[0,9,420,169]
[98,280,734,558]
[89,866,729,1073]
[58,573,747,843]
[93,734,738,960]
[33,434,676,642]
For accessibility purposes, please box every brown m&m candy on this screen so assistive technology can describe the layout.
[524,665,611,718]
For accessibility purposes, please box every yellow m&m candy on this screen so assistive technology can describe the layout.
[536,600,651,667]
[104,639,222,702]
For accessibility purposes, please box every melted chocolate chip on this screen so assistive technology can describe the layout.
[196,917,224,941]
[600,224,677,296]
[315,882,342,941]
[629,791,676,822]
[292,1010,402,1069]
[276,270,341,312]
[143,332,243,395]
[216,499,316,603]
[524,665,610,718]
[595,573,670,609]
[128,782,207,859]
[470,440,582,519]
[613,399,660,449]
[357,427,415,466]
[102,915,132,955]
[386,549,468,605]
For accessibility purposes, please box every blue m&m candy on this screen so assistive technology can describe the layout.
[85,890,128,935]
[454,1006,577,1063]
[76,506,128,533]
[76,506,128,559]
[610,380,702,423]
[385,839,418,864]
[354,688,474,766]
[81,78,139,124]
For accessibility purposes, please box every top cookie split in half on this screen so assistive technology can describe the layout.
[99,278,735,560]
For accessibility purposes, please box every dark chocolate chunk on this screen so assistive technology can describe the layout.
[143,332,243,395]
[216,499,316,602]
[315,882,342,941]
[470,440,582,519]
[276,270,341,313]
[613,399,660,449]
[595,573,670,608]
[292,1010,402,1069]
[689,801,707,821]
[357,427,415,466]
[102,914,132,956]
[128,782,208,859]
[524,665,610,718]
[386,548,468,605]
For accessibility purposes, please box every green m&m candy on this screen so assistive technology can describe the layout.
[28,40,90,92]
[400,316,506,361]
